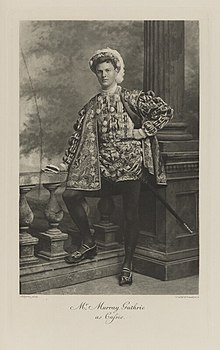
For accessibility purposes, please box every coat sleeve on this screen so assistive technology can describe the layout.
[137,90,174,136]
[125,89,174,137]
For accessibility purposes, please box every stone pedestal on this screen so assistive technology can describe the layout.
[93,196,120,250]
[134,141,199,280]
[19,185,39,265]
[37,183,68,260]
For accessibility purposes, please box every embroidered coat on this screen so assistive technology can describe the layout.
[62,87,173,190]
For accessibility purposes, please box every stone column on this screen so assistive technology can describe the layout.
[133,21,199,280]
[19,185,39,265]
[93,197,120,250]
[37,183,68,260]
[144,20,192,140]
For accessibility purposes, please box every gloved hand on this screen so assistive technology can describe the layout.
[42,163,68,173]
[132,129,147,140]
[42,164,60,173]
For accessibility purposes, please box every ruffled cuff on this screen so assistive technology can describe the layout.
[142,120,158,136]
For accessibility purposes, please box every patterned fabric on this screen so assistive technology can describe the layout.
[63,86,173,190]
[122,89,173,136]
[64,97,101,190]
[96,88,143,182]
[99,140,143,182]
[121,88,173,184]
[97,89,134,142]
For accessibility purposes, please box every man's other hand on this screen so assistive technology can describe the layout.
[42,164,60,173]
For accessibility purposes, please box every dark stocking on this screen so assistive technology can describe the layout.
[62,189,95,247]
[121,180,141,270]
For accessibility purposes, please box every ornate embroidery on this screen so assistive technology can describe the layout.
[142,121,158,136]
[96,90,142,182]
[99,140,143,182]
[66,98,101,190]
[137,92,173,132]
[142,138,154,175]
[63,87,173,189]
[150,136,167,184]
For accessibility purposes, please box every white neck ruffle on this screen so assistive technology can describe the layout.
[100,83,119,95]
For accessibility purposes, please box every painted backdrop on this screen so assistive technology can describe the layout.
[20,21,144,171]
[20,20,199,171]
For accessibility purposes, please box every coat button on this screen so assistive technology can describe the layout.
[109,106,115,113]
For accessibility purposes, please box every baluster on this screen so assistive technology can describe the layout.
[37,183,68,260]
[19,185,39,265]
[93,196,119,250]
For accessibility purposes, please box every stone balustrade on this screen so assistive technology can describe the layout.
[19,184,39,265]
[19,171,121,267]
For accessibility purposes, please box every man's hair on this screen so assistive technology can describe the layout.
[94,57,119,72]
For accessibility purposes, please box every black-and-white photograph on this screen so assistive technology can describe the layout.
[19,20,199,295]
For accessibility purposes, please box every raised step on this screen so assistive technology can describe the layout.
[20,247,124,294]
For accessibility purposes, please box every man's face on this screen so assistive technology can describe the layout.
[95,61,118,90]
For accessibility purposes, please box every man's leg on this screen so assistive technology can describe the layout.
[120,180,141,270]
[62,189,95,247]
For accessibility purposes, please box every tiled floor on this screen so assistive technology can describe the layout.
[40,273,199,295]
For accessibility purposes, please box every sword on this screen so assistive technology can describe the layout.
[146,182,194,234]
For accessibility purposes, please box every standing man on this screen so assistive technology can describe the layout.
[45,48,173,286]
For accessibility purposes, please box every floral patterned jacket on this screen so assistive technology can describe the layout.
[63,87,174,190]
